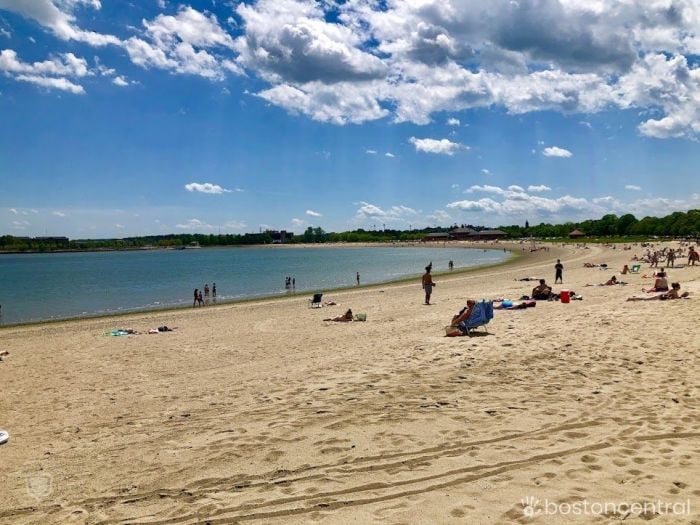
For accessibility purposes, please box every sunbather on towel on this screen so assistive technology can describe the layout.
[531,279,554,300]
[627,282,689,301]
[643,272,669,292]
[324,309,353,322]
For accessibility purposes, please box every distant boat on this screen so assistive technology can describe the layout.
[186,241,201,249]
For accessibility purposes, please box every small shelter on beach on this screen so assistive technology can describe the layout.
[568,229,586,239]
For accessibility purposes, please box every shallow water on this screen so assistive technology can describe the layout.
[0,245,510,324]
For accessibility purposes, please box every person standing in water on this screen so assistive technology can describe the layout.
[212,283,217,302]
[356,272,360,286]
[193,289,198,308]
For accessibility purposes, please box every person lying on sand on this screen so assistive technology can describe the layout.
[586,276,622,286]
[627,282,689,301]
[324,309,353,322]
[515,277,544,281]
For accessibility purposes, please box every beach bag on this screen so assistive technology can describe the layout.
[354,313,367,321]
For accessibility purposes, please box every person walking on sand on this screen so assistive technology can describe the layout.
[193,288,198,308]
[554,259,564,284]
[422,265,435,305]
[356,272,360,286]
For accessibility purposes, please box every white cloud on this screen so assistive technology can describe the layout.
[112,75,128,86]
[184,182,232,194]
[223,220,246,230]
[355,202,418,222]
[305,209,322,217]
[528,185,552,192]
[0,0,120,47]
[385,152,395,158]
[409,137,466,155]
[52,210,66,217]
[481,169,490,175]
[291,218,305,227]
[0,49,90,93]
[9,208,18,214]
[447,185,697,224]
[542,146,573,158]
[125,6,241,80]
[446,117,460,126]
[223,1,700,139]
[625,184,642,191]
[365,149,377,154]
[175,218,213,230]
[115,223,125,229]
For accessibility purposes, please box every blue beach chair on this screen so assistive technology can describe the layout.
[458,300,494,335]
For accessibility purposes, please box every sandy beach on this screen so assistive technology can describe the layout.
[1,242,698,524]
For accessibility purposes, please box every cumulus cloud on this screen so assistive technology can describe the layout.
[222,1,700,138]
[385,152,395,158]
[125,6,242,80]
[52,210,66,217]
[305,209,322,217]
[365,149,377,154]
[625,184,642,191]
[446,117,460,126]
[447,186,696,223]
[542,146,573,158]
[290,218,305,227]
[409,137,466,155]
[0,49,90,93]
[175,218,213,230]
[184,182,232,194]
[112,75,128,86]
[0,0,120,46]
[355,202,418,222]
[528,185,552,192]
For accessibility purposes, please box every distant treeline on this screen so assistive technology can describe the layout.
[499,210,700,239]
[1,209,698,252]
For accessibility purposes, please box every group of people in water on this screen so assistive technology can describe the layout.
[193,283,216,307]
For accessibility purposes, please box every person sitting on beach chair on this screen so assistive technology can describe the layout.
[324,309,353,322]
[448,300,494,336]
[309,293,323,308]
[531,279,553,300]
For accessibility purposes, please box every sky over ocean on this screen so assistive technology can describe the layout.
[1,0,699,238]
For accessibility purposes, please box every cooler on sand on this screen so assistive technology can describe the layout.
[560,290,570,303]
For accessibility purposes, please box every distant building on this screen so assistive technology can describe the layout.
[423,232,450,242]
[468,229,508,241]
[267,230,294,244]
[450,227,477,240]
[424,228,508,242]
[568,229,586,238]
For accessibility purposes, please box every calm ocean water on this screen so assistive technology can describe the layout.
[0,246,509,325]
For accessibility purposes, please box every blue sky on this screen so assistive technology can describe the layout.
[1,0,699,238]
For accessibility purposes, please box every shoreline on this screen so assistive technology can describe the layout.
[0,243,522,329]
